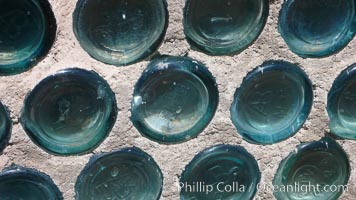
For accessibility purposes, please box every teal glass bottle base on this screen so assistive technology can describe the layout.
[273,137,350,200]
[180,145,260,200]
[73,0,168,66]
[230,60,313,144]
[21,68,118,155]
[328,63,356,139]
[0,165,63,199]
[278,0,356,58]
[131,56,219,144]
[0,0,56,75]
[75,147,163,200]
[0,101,11,153]
[183,0,269,55]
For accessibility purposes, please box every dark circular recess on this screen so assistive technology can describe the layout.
[0,101,11,153]
[21,68,118,155]
[73,0,168,66]
[328,63,356,139]
[0,0,56,75]
[183,0,269,55]
[230,60,313,144]
[278,0,356,58]
[75,147,163,200]
[273,137,350,200]
[180,144,260,200]
[131,56,219,144]
[0,165,63,200]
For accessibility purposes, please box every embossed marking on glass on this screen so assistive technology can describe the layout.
[131,56,219,143]
[278,0,356,58]
[75,147,163,200]
[21,68,118,155]
[328,63,356,139]
[183,0,269,55]
[273,137,350,200]
[0,165,63,199]
[180,145,260,200]
[230,60,313,144]
[73,0,168,66]
[0,101,11,153]
[0,0,56,75]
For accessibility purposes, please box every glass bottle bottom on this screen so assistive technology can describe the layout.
[140,71,209,135]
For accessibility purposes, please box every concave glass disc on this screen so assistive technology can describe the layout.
[230,60,313,144]
[273,137,350,200]
[278,0,356,58]
[0,165,63,200]
[0,0,56,75]
[180,145,260,200]
[0,101,11,153]
[75,147,163,200]
[131,56,219,143]
[73,0,168,66]
[21,68,118,155]
[328,63,356,139]
[183,0,269,55]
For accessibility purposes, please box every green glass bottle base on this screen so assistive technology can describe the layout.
[0,0,56,75]
[183,0,269,55]
[21,68,118,155]
[75,147,163,200]
[180,145,260,200]
[230,60,313,144]
[0,101,11,153]
[328,63,356,139]
[131,56,219,144]
[278,0,356,58]
[73,0,168,66]
[0,165,63,199]
[273,137,350,200]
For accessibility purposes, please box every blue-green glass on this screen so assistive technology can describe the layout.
[73,0,168,66]
[231,60,313,144]
[75,147,163,200]
[0,0,56,75]
[20,68,118,155]
[273,137,350,200]
[327,63,356,139]
[0,165,63,199]
[180,145,260,200]
[183,0,269,55]
[278,0,356,58]
[0,101,11,153]
[131,56,219,143]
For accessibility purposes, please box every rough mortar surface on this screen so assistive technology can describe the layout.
[0,0,355,199]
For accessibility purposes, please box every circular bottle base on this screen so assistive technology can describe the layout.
[0,101,11,153]
[273,137,350,200]
[131,56,219,144]
[183,0,269,55]
[75,147,163,200]
[73,0,168,66]
[0,0,56,75]
[278,0,356,58]
[230,60,313,144]
[0,165,63,199]
[328,63,356,139]
[21,68,118,155]
[180,145,260,200]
